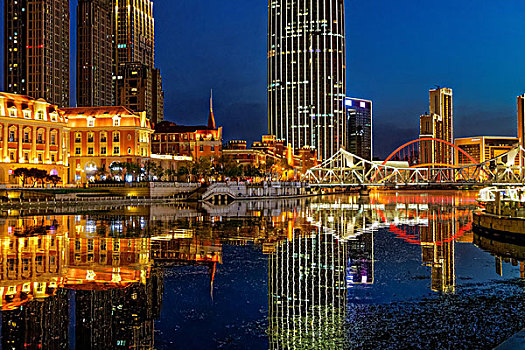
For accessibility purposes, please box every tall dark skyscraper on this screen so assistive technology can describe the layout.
[113,0,163,123]
[77,0,114,107]
[4,0,70,107]
[268,0,346,161]
[346,97,372,160]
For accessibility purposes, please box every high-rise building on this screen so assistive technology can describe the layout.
[77,0,113,107]
[4,0,70,107]
[345,97,372,160]
[517,94,525,146]
[268,0,346,161]
[113,0,154,72]
[419,87,453,165]
[115,63,164,125]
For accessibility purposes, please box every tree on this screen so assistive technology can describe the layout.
[143,160,157,181]
[27,168,47,187]
[46,175,62,187]
[13,168,30,186]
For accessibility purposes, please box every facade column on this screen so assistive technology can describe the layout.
[18,126,22,160]
[3,123,8,160]
[45,128,50,162]
[32,127,37,162]
[58,131,63,162]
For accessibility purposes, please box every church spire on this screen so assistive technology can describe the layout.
[208,89,216,130]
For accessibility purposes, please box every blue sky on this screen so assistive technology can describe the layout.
[2,0,525,157]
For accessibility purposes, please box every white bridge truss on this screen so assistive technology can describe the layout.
[303,146,525,187]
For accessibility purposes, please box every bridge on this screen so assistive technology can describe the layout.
[304,138,525,187]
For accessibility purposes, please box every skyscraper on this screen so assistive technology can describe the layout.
[345,97,372,160]
[115,63,164,125]
[268,0,346,161]
[4,0,70,107]
[113,0,155,71]
[113,0,163,123]
[517,94,525,146]
[419,87,453,165]
[77,0,113,107]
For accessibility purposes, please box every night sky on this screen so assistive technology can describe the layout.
[2,0,525,157]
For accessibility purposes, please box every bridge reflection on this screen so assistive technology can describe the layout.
[0,191,520,349]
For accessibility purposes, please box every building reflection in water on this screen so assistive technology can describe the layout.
[0,191,490,348]
[473,232,525,279]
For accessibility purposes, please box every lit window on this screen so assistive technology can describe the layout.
[75,148,81,155]
[88,147,94,155]
[87,118,95,127]
[100,133,107,143]
[127,147,132,154]
[23,110,31,119]
[88,133,94,143]
[9,108,17,117]
[113,146,120,155]
[36,110,44,120]
[50,133,56,145]
[101,147,107,155]
[113,117,121,126]
[113,132,120,142]
[75,133,81,143]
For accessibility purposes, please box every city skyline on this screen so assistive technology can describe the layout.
[2,1,525,156]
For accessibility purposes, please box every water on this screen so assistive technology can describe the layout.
[0,190,523,349]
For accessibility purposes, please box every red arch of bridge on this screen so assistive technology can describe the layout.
[382,137,479,166]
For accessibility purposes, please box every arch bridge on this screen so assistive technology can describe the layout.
[304,138,525,187]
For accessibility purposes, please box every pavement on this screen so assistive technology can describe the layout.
[495,329,525,349]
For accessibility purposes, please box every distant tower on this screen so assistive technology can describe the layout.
[208,90,216,130]
[517,94,525,146]
[268,0,346,160]
[419,87,453,165]
[77,0,113,107]
[345,97,373,160]
[4,0,70,107]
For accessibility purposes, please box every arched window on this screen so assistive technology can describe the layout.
[50,130,58,145]
[75,132,81,143]
[8,126,17,142]
[100,132,107,143]
[23,127,31,143]
[37,129,45,144]
[113,132,120,142]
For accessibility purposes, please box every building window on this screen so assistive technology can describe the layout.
[75,133,81,143]
[50,113,58,122]
[50,133,56,145]
[23,131,30,143]
[88,147,94,155]
[100,133,107,143]
[10,152,15,161]
[87,133,94,143]
[113,132,120,142]
[9,108,17,117]
[101,147,107,155]
[199,145,204,152]
[87,118,95,127]
[75,148,81,155]
[37,131,44,144]
[113,146,120,155]
[36,110,44,120]
[38,154,42,162]
[8,128,16,142]
[211,146,215,151]
[127,147,132,154]
[113,117,120,126]
[51,154,55,162]
[23,110,31,119]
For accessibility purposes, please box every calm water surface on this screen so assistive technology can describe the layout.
[0,191,523,349]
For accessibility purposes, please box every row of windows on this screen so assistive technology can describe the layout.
[75,132,126,143]
[75,146,130,156]
[6,108,58,122]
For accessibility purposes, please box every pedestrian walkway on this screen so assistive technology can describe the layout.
[495,329,525,349]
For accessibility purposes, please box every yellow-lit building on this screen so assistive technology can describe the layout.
[62,106,153,183]
[454,136,519,166]
[0,92,70,184]
[419,87,453,165]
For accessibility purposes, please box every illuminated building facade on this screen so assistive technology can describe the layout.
[77,0,114,107]
[151,106,222,161]
[517,94,525,146]
[419,87,453,165]
[115,63,164,125]
[61,106,153,183]
[268,0,346,161]
[113,0,154,70]
[4,0,70,107]
[454,136,519,166]
[345,97,372,160]
[0,93,70,184]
